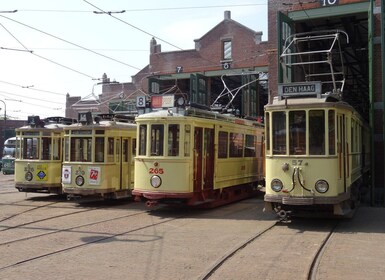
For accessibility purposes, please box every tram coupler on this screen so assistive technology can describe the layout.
[67,194,82,201]
[146,200,159,208]
[275,208,292,222]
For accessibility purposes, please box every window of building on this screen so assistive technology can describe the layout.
[223,40,232,60]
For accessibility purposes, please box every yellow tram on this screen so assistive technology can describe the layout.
[15,116,76,194]
[132,105,265,208]
[62,112,136,200]
[264,96,370,217]
[264,30,370,217]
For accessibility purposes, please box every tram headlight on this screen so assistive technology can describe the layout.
[75,175,85,186]
[315,180,329,193]
[25,171,33,181]
[271,179,283,192]
[150,175,162,188]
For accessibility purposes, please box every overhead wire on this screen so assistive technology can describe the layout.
[15,3,267,13]
[83,0,183,51]
[0,13,143,71]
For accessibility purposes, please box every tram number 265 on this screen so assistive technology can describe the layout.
[149,168,164,174]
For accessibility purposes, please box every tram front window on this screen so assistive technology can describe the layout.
[289,111,306,155]
[272,112,286,155]
[95,137,104,162]
[42,137,51,160]
[71,137,92,162]
[22,138,39,159]
[139,125,147,156]
[309,110,325,155]
[168,124,179,156]
[150,125,164,156]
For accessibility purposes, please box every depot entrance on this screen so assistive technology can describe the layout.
[274,1,380,203]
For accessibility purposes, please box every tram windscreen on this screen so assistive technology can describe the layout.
[70,137,92,162]
[150,125,164,156]
[138,125,147,156]
[168,124,179,156]
[289,111,306,155]
[272,112,286,155]
[22,138,39,159]
[309,110,325,155]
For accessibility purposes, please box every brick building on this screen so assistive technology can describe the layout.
[66,11,269,120]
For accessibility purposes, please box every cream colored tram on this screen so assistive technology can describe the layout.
[132,106,264,208]
[62,113,136,200]
[264,96,370,217]
[15,116,76,194]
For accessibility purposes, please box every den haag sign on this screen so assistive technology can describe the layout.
[278,82,322,98]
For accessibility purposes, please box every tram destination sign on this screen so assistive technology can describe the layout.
[278,82,322,97]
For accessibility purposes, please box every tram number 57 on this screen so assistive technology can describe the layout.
[149,168,164,174]
[319,0,339,6]
[292,160,303,166]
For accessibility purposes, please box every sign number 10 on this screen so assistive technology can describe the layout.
[320,0,338,6]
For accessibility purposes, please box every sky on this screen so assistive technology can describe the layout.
[0,0,268,120]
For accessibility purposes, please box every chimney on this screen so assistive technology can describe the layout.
[224,11,231,20]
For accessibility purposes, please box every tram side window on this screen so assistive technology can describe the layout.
[289,111,306,155]
[42,137,51,160]
[245,134,256,157]
[71,137,92,162]
[116,139,120,162]
[184,125,191,157]
[328,110,336,155]
[107,138,114,162]
[139,125,147,156]
[218,131,228,158]
[64,137,69,161]
[265,112,270,152]
[52,137,61,160]
[132,138,136,159]
[272,112,286,155]
[309,110,325,155]
[95,137,104,162]
[151,124,164,156]
[168,124,179,156]
[122,139,128,162]
[229,133,243,157]
[23,138,39,159]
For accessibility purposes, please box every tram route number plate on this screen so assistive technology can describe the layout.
[278,82,322,97]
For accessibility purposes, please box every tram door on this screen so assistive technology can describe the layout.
[203,128,214,191]
[193,128,203,193]
[337,114,347,192]
[193,127,214,193]
[119,138,131,190]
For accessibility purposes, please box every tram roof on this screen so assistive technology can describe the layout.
[136,107,263,127]
[265,96,353,110]
[66,119,136,130]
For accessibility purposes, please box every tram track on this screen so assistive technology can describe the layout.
[307,221,339,280]
[0,211,191,271]
[199,218,339,280]
[198,220,279,280]
[0,210,147,246]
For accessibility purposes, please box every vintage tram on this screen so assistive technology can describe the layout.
[264,30,371,218]
[132,104,265,208]
[15,116,76,194]
[61,112,136,200]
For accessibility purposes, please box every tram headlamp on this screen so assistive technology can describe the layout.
[271,179,283,192]
[315,180,329,193]
[75,175,85,186]
[25,171,33,181]
[150,175,162,188]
